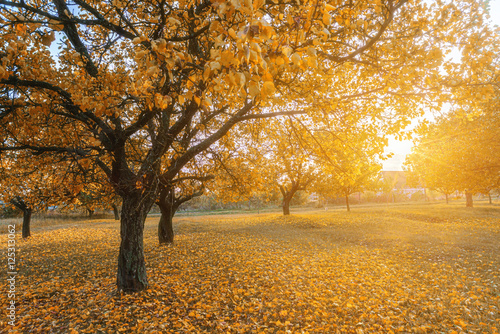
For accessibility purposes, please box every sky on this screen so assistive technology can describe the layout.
[382,0,500,171]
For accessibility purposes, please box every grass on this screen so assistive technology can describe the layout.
[0,203,499,333]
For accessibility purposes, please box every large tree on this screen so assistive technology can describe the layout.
[1,0,496,292]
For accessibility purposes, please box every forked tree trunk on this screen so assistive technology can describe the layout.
[112,204,120,220]
[465,191,473,208]
[117,192,152,292]
[10,198,31,239]
[157,185,205,244]
[345,195,350,212]
[279,181,307,216]
[87,208,94,218]
[22,207,32,239]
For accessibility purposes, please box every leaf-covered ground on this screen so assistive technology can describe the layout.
[1,204,499,333]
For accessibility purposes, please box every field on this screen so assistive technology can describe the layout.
[1,203,499,333]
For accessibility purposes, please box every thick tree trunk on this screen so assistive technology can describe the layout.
[117,193,151,292]
[445,193,449,204]
[22,207,32,239]
[345,195,350,212]
[282,198,291,215]
[488,193,492,204]
[465,191,473,208]
[112,204,120,220]
[87,208,94,218]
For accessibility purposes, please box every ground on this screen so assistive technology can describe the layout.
[1,203,499,333]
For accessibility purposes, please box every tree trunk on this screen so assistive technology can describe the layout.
[87,208,94,218]
[158,208,175,244]
[158,187,176,244]
[465,191,473,208]
[282,198,291,215]
[117,193,152,292]
[445,193,449,204]
[22,207,32,238]
[10,198,31,239]
[345,195,350,212]
[488,193,492,204]
[112,204,120,220]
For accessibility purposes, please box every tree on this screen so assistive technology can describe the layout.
[404,145,456,203]
[1,0,496,292]
[316,153,381,212]
[9,196,32,238]
[156,134,263,244]
[254,118,318,215]
[0,152,84,238]
[157,176,211,244]
[404,108,500,207]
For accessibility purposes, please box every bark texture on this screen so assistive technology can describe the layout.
[117,192,154,292]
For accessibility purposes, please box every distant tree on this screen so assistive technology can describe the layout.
[313,127,383,211]
[0,151,90,237]
[254,119,318,215]
[405,106,500,208]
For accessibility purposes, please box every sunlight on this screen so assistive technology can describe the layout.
[382,136,414,171]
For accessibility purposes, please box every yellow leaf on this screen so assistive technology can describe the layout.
[291,53,301,66]
[248,81,260,98]
[323,12,332,26]
[262,81,275,97]
[325,3,336,11]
